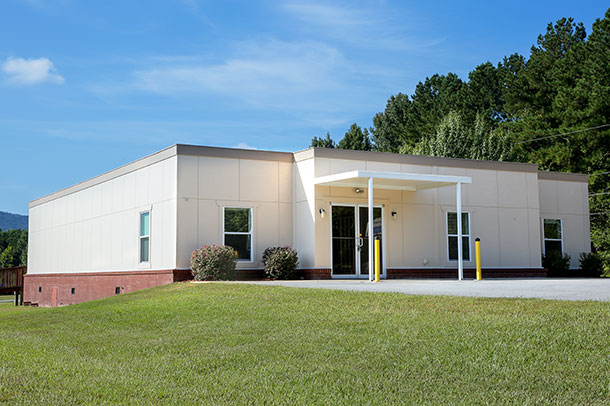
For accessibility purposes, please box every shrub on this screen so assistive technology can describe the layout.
[262,246,298,280]
[579,252,604,277]
[191,245,236,281]
[542,251,571,277]
[601,252,610,278]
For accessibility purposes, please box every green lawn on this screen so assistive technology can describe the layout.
[1,283,609,405]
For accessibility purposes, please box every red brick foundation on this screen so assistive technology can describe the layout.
[234,269,265,280]
[23,267,336,307]
[24,267,545,307]
[23,270,184,307]
[234,268,332,280]
[387,268,547,279]
[299,268,332,280]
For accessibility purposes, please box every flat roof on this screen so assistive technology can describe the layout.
[29,144,588,208]
[29,144,292,208]
[295,147,539,172]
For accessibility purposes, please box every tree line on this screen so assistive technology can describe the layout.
[0,229,27,268]
[312,9,610,272]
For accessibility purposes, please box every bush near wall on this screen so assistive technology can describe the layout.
[579,252,605,277]
[262,247,298,280]
[191,245,236,281]
[542,252,571,277]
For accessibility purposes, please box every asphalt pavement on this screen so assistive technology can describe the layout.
[240,278,610,301]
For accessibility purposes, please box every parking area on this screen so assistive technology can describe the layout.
[243,278,610,301]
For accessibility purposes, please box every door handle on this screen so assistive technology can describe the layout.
[358,237,364,247]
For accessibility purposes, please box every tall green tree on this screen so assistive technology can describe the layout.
[310,132,336,148]
[409,73,466,142]
[0,229,27,268]
[579,10,610,270]
[471,117,516,162]
[371,74,466,153]
[409,111,471,158]
[370,93,412,152]
[408,111,515,161]
[498,53,528,119]
[0,246,16,268]
[462,62,504,123]
[338,123,372,151]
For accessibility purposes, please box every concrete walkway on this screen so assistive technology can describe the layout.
[242,278,610,302]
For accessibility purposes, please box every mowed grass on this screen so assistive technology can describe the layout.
[1,284,609,405]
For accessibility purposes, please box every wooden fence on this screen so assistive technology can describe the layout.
[0,266,26,304]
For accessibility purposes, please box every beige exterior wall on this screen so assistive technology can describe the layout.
[293,157,316,268]
[28,156,178,274]
[308,156,545,272]
[538,179,590,268]
[175,155,293,269]
[27,144,591,278]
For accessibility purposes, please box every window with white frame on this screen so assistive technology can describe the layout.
[223,207,252,261]
[447,211,470,261]
[139,211,150,263]
[542,218,563,255]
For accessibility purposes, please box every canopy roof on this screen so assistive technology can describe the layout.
[313,170,472,191]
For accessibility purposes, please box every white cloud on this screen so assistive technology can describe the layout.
[133,39,348,109]
[281,2,444,51]
[234,142,257,150]
[2,57,64,85]
[125,36,408,128]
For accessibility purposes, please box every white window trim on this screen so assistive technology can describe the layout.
[222,207,254,262]
[139,210,151,265]
[446,211,471,262]
[542,218,563,255]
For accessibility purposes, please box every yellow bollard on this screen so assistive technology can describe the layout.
[374,237,381,282]
[475,238,482,281]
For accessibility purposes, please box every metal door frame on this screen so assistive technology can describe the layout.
[330,203,386,279]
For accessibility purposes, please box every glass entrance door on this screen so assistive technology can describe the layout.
[331,205,384,278]
[331,206,356,275]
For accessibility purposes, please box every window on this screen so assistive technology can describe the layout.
[139,211,150,263]
[223,207,252,261]
[447,212,470,261]
[543,218,563,255]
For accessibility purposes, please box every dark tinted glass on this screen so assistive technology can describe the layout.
[225,234,251,260]
[225,208,250,233]
[543,219,562,240]
[448,236,470,261]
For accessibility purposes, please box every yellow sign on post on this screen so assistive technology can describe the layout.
[475,238,482,281]
[374,237,381,282]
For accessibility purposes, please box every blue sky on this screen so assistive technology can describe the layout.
[1,0,608,215]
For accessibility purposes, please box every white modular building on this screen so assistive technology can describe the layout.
[25,145,590,306]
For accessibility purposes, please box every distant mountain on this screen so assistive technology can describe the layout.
[0,211,28,230]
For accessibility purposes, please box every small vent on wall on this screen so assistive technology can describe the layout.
[115,287,121,295]
[38,286,42,293]
[71,288,75,295]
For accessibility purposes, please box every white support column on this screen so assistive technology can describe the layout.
[368,177,374,282]
[456,182,463,281]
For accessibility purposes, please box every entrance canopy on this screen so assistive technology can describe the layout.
[314,170,472,282]
[313,170,471,190]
